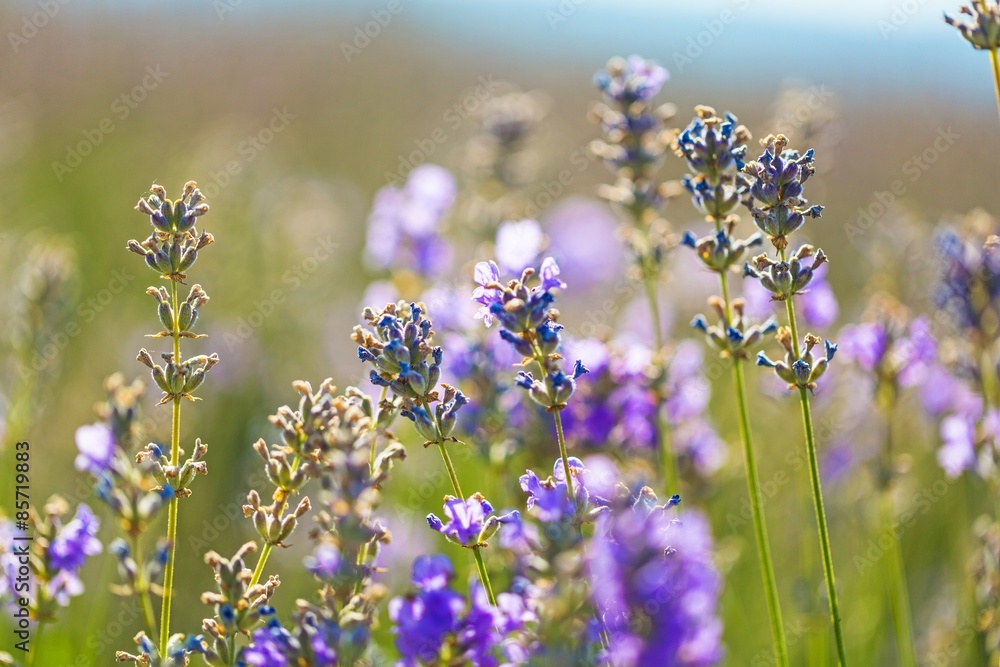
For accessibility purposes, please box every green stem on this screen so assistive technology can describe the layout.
[881,491,917,667]
[879,391,917,667]
[552,410,575,500]
[26,620,44,667]
[248,456,299,590]
[795,384,847,665]
[472,545,497,606]
[159,280,182,655]
[733,359,789,666]
[779,281,847,665]
[642,272,680,495]
[130,534,158,639]
[433,439,498,606]
[707,210,788,664]
[436,441,465,498]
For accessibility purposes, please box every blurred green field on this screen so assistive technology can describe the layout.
[2,1,1000,665]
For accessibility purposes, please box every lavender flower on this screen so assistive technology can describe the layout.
[471,258,588,411]
[48,504,102,573]
[74,422,116,475]
[365,164,457,278]
[354,301,467,442]
[945,1,1000,49]
[427,493,519,547]
[389,555,524,666]
[589,489,722,667]
[496,219,544,273]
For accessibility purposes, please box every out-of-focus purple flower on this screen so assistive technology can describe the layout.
[544,197,624,290]
[838,323,889,374]
[938,415,977,477]
[594,55,669,104]
[389,555,465,667]
[920,364,979,417]
[589,497,723,667]
[799,270,839,328]
[426,493,518,547]
[496,219,544,273]
[473,261,503,326]
[519,458,585,523]
[244,620,293,667]
[48,504,101,573]
[46,570,84,607]
[538,256,566,291]
[365,165,456,278]
[304,543,341,579]
[672,421,726,477]
[894,316,936,387]
[74,423,116,476]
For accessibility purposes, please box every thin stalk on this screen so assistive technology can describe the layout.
[159,279,182,655]
[878,390,917,667]
[26,621,44,667]
[130,534,158,639]
[552,411,575,499]
[733,359,789,666]
[881,493,917,667]
[527,338,578,500]
[248,455,299,590]
[707,210,788,664]
[641,270,680,495]
[433,441,498,606]
[783,289,847,665]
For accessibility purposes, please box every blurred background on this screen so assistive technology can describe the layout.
[1,0,998,664]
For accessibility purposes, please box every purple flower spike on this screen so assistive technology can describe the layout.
[48,504,102,573]
[538,256,567,291]
[473,260,503,326]
[426,492,516,547]
[74,423,116,476]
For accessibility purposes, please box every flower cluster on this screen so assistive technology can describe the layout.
[366,164,457,278]
[473,258,588,411]
[1,498,100,620]
[756,330,837,391]
[389,555,532,666]
[591,55,675,274]
[740,135,824,251]
[945,1,1000,50]
[738,136,838,390]
[838,297,936,392]
[588,488,722,667]
[219,380,406,666]
[673,106,751,223]
[128,182,213,282]
[355,301,468,443]
[691,296,777,361]
[427,493,519,548]
[562,339,727,477]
